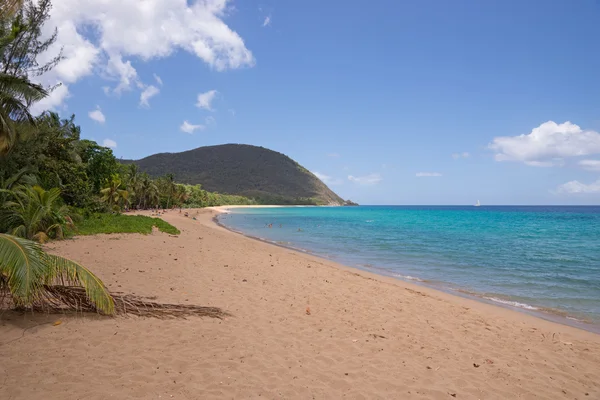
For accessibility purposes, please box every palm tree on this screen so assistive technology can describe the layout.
[147,180,159,209]
[161,173,176,209]
[100,174,129,211]
[137,173,158,209]
[0,233,114,314]
[0,73,47,155]
[173,184,189,207]
[125,164,140,208]
[1,185,72,243]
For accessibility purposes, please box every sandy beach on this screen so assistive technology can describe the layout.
[1,208,599,399]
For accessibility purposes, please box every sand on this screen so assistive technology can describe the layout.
[1,208,599,399]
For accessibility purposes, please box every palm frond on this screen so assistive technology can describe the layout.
[0,233,47,305]
[42,253,115,315]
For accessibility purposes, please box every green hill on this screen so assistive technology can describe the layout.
[122,144,345,205]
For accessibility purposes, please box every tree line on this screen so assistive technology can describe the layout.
[0,1,251,314]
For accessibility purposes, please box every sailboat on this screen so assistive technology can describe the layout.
[475,200,481,207]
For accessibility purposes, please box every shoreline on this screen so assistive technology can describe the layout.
[212,206,600,335]
[2,208,599,399]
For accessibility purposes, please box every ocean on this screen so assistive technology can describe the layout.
[217,206,600,331]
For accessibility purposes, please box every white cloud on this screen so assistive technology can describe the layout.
[88,106,106,124]
[102,139,117,148]
[327,153,341,158]
[263,16,271,27]
[196,90,218,110]
[105,53,140,94]
[180,120,205,134]
[579,159,600,171]
[153,73,163,86]
[416,172,442,177]
[556,179,600,194]
[489,121,600,166]
[452,152,470,159]
[139,85,160,107]
[30,0,254,111]
[312,171,343,186]
[348,173,382,185]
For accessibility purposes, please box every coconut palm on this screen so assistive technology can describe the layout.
[173,184,189,207]
[125,164,140,207]
[137,173,158,209]
[0,73,47,155]
[100,174,129,211]
[159,173,176,208]
[1,185,72,242]
[0,232,114,314]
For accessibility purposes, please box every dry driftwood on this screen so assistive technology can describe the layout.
[3,285,230,319]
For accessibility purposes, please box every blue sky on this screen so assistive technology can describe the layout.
[34,0,600,205]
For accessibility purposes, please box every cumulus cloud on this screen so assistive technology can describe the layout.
[153,73,163,86]
[30,0,254,112]
[489,121,600,166]
[416,172,442,177]
[579,159,600,171]
[556,180,600,194]
[102,139,117,148]
[312,171,343,186]
[105,53,140,94]
[180,120,205,134]
[263,16,271,27]
[88,106,106,123]
[196,90,218,110]
[452,152,470,159]
[348,173,382,185]
[139,85,160,107]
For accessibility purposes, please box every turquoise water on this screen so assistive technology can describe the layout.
[218,206,600,329]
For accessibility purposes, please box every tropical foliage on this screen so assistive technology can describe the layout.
[1,185,72,242]
[0,1,258,315]
[0,233,114,314]
[122,143,345,205]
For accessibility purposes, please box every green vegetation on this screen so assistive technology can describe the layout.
[122,143,345,205]
[76,214,180,236]
[0,1,349,315]
[0,233,114,314]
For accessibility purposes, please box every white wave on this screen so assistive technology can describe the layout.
[484,297,538,310]
[365,220,374,222]
[393,274,424,282]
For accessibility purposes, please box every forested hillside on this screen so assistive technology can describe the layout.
[123,144,345,205]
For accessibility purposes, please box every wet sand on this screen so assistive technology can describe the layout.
[1,208,599,399]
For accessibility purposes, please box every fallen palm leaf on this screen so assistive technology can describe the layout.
[0,285,230,320]
[8,285,230,319]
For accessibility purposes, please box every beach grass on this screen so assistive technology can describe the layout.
[76,214,180,236]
